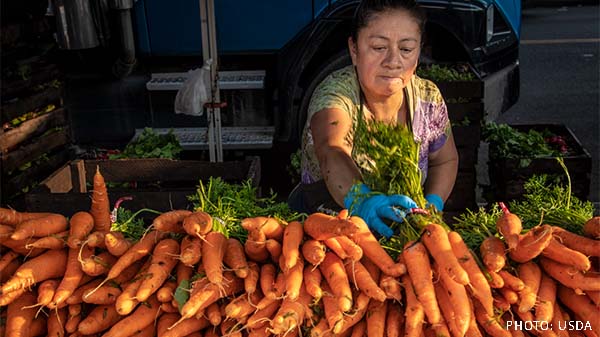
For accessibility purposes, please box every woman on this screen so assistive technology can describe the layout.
[289,0,458,237]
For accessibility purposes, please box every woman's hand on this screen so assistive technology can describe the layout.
[344,183,417,238]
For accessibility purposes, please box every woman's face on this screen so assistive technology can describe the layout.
[349,9,421,99]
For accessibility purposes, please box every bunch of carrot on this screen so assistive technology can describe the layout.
[1,168,599,337]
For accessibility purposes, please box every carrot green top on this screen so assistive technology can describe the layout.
[300,65,451,185]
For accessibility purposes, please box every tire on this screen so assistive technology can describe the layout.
[296,49,352,141]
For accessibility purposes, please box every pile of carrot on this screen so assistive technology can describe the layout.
[0,169,599,337]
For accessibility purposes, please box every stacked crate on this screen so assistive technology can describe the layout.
[0,10,72,204]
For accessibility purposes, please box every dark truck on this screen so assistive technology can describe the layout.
[134,0,520,148]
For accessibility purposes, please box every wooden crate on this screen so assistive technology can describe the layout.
[17,156,261,216]
[487,124,592,202]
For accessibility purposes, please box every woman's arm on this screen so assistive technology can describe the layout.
[423,134,459,201]
[310,107,362,206]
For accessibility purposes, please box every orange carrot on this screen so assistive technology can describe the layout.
[284,256,304,300]
[90,166,111,232]
[351,320,368,337]
[105,230,164,282]
[282,220,304,271]
[324,237,349,259]
[182,210,213,237]
[104,231,132,257]
[47,306,67,337]
[386,302,405,337]
[5,291,37,337]
[270,284,312,335]
[86,230,107,248]
[541,237,591,271]
[303,212,360,241]
[493,292,511,312]
[241,216,285,241]
[366,300,387,337]
[114,261,152,315]
[65,278,102,305]
[509,225,553,263]
[225,290,263,319]
[0,207,53,226]
[517,261,542,313]
[539,257,600,292]
[487,269,505,289]
[35,278,60,308]
[498,287,519,304]
[265,238,282,262]
[0,236,43,257]
[205,301,222,326]
[77,304,121,335]
[260,263,278,299]
[245,228,270,262]
[224,237,249,278]
[498,270,525,291]
[480,236,507,272]
[583,216,600,239]
[497,202,522,250]
[0,224,13,241]
[349,216,406,276]
[379,274,402,302]
[303,265,323,300]
[83,283,122,305]
[10,213,68,240]
[437,262,471,336]
[422,223,470,285]
[472,298,511,337]
[535,272,557,323]
[67,211,94,249]
[103,295,162,337]
[202,231,227,284]
[153,209,191,233]
[320,252,353,312]
[336,235,363,262]
[301,239,326,266]
[434,281,460,337]
[244,261,260,294]
[246,298,282,330]
[403,269,425,337]
[24,230,68,250]
[157,280,177,302]
[136,238,179,301]
[0,250,20,273]
[1,248,68,295]
[337,291,372,335]
[344,260,386,302]
[49,246,93,309]
[587,290,600,307]
[402,241,441,325]
[0,258,19,284]
[448,231,494,317]
[557,285,600,333]
[161,316,210,337]
[179,235,202,266]
[80,251,117,277]
[551,302,570,337]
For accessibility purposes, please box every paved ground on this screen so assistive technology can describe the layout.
[477,2,599,208]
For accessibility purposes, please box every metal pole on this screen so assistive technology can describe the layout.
[199,0,215,162]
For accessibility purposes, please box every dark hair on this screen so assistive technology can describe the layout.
[351,0,427,42]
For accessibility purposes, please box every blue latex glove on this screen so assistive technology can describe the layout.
[425,193,444,211]
[344,183,418,238]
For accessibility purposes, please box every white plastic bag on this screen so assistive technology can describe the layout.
[174,59,212,116]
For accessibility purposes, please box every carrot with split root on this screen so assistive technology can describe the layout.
[265,238,282,262]
[284,256,304,300]
[245,228,270,262]
[448,231,494,317]
[33,279,60,308]
[324,237,348,259]
[183,210,213,237]
[379,274,402,302]
[282,220,303,271]
[498,270,525,291]
[320,251,353,312]
[241,216,285,240]
[90,166,112,232]
[516,261,542,313]
[67,211,94,249]
[402,241,441,325]
[435,261,471,337]
[244,261,260,294]
[541,237,591,271]
[1,248,68,295]
[303,265,323,301]
[202,231,228,284]
[535,272,556,323]
[224,237,250,278]
[10,213,68,240]
[301,239,326,266]
[349,216,406,276]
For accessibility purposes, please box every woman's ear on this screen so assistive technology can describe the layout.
[347,37,357,65]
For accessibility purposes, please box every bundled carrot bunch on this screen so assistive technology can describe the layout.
[475,204,600,337]
[1,167,599,337]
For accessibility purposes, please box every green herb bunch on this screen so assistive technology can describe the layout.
[417,64,476,82]
[109,128,182,160]
[188,177,302,241]
[352,119,444,248]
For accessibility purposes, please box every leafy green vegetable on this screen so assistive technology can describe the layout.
[452,204,502,251]
[188,177,303,241]
[174,279,190,312]
[110,207,161,241]
[417,64,476,82]
[109,128,182,160]
[483,122,562,164]
[508,159,594,235]
[351,119,445,251]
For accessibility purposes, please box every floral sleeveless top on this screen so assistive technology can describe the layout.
[300,65,451,185]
